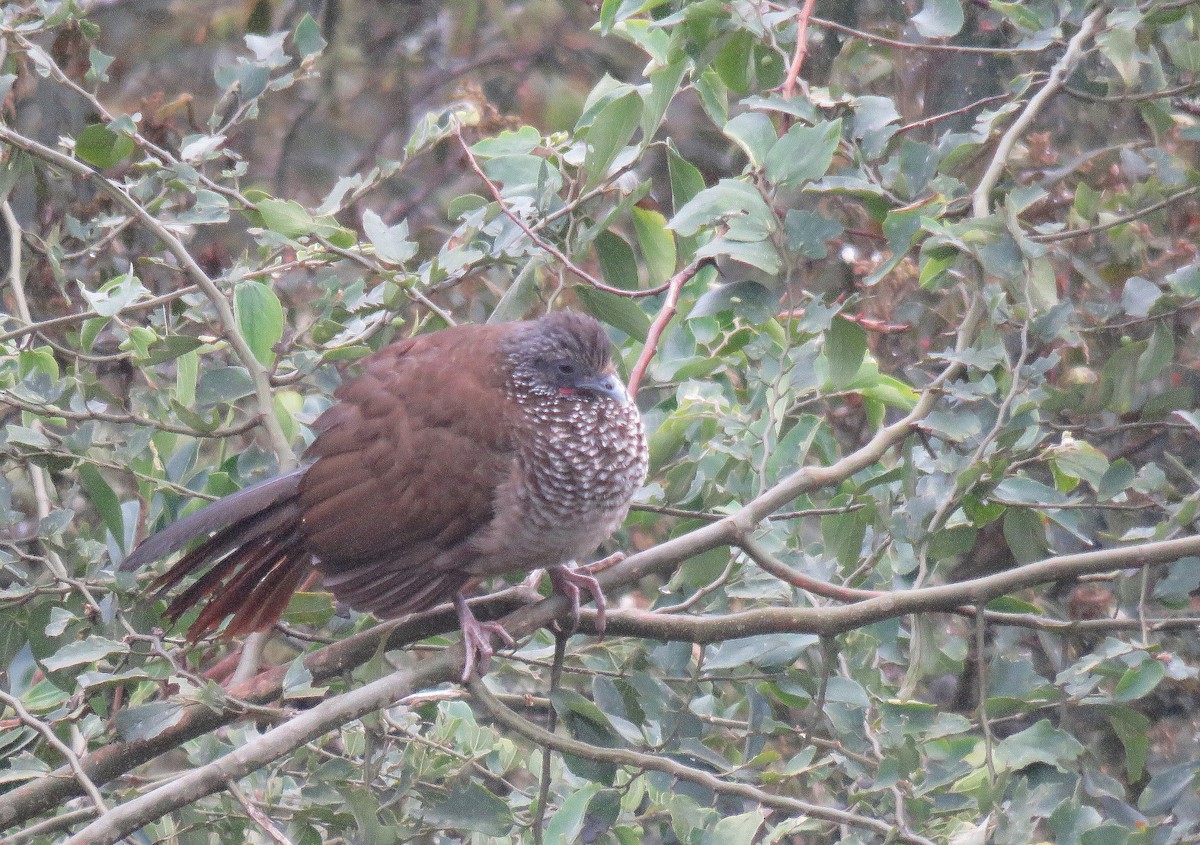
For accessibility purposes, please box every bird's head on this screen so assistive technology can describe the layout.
[506,312,631,405]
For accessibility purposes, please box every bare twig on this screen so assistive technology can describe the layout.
[779,0,818,105]
[0,689,108,815]
[454,128,670,299]
[467,677,936,845]
[1031,185,1200,243]
[0,125,295,468]
[972,8,1108,218]
[626,258,710,396]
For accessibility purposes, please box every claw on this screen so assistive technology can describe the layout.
[454,593,516,682]
[548,563,607,639]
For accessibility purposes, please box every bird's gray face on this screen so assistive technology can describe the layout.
[506,314,632,406]
[533,356,630,404]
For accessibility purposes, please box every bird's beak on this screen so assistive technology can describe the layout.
[575,373,631,405]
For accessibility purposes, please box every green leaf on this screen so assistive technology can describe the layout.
[41,636,130,672]
[715,31,754,94]
[783,209,843,259]
[595,230,639,290]
[551,689,621,784]
[583,92,643,187]
[913,0,965,38]
[1002,507,1048,564]
[694,236,781,274]
[1152,557,1200,602]
[415,782,513,835]
[1137,321,1174,382]
[362,210,418,265]
[234,281,285,366]
[79,465,124,549]
[282,654,326,698]
[993,720,1084,771]
[86,48,114,83]
[667,144,705,213]
[135,334,205,366]
[293,13,327,58]
[704,811,764,845]
[543,783,602,845]
[75,124,135,169]
[821,496,869,568]
[723,111,777,169]
[764,119,841,186]
[1137,761,1198,816]
[1121,276,1161,317]
[631,206,676,285]
[707,634,818,671]
[669,179,776,241]
[691,279,779,323]
[257,198,317,239]
[196,366,256,406]
[1112,657,1165,702]
[1096,458,1135,501]
[471,126,541,157]
[113,701,186,742]
[1167,39,1200,71]
[79,272,149,318]
[1050,438,1109,489]
[642,59,687,137]
[826,316,866,390]
[575,287,650,341]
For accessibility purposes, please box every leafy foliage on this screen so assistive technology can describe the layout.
[2,1,1200,844]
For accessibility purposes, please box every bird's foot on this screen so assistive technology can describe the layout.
[548,563,607,638]
[454,593,516,682]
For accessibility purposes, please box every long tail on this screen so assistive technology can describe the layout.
[121,470,310,640]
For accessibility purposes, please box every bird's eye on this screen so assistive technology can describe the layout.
[557,362,576,376]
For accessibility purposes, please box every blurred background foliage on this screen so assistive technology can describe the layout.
[2,0,1200,843]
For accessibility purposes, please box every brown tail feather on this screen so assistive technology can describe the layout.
[125,470,312,641]
[122,470,304,572]
[151,504,301,608]
[181,533,307,639]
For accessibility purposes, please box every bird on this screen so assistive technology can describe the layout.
[120,311,649,680]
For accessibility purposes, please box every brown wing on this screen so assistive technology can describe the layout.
[297,323,517,616]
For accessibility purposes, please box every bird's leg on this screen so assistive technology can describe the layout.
[548,562,607,638]
[454,593,516,682]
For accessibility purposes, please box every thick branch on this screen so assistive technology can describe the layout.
[64,663,445,845]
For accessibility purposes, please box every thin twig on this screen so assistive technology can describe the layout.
[779,0,818,108]
[454,127,670,299]
[532,633,567,844]
[626,258,710,397]
[467,677,936,845]
[0,125,295,468]
[1031,185,1200,243]
[0,689,108,814]
[740,535,883,602]
[808,14,1051,55]
[975,607,996,784]
[895,93,1013,134]
[226,781,295,845]
[971,8,1108,218]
